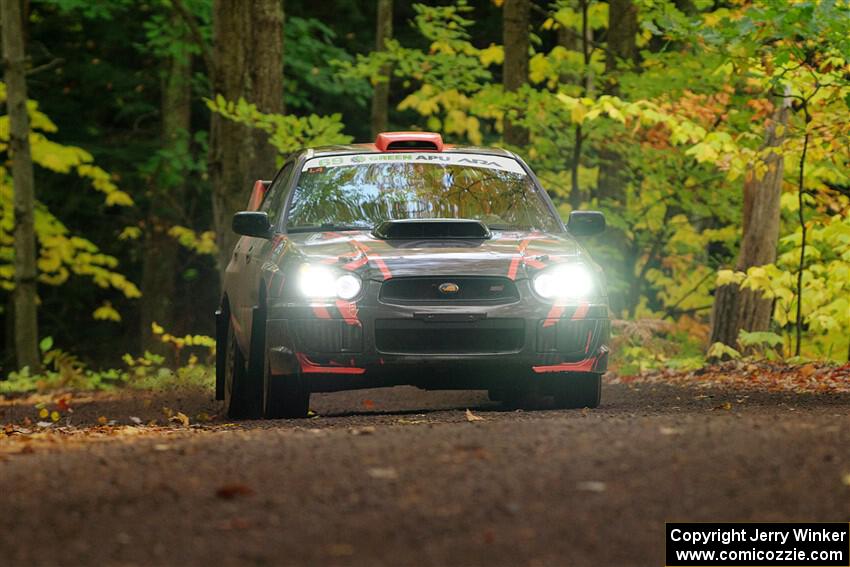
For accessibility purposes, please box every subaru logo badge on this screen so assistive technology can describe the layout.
[439,282,460,294]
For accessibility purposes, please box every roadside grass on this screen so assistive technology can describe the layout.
[1,329,215,397]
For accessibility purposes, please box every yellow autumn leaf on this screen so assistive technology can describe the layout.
[93,301,121,322]
[716,269,745,286]
[119,226,142,240]
[478,44,503,67]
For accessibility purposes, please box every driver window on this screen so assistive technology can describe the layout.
[260,162,295,223]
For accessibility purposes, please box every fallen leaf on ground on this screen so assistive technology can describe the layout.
[842,473,850,487]
[659,426,681,435]
[465,409,485,422]
[612,361,850,395]
[169,412,190,427]
[215,484,255,499]
[576,481,607,492]
[362,399,376,409]
[97,416,108,425]
[56,395,72,411]
[367,467,399,480]
[349,426,376,435]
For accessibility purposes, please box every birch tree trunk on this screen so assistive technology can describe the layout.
[370,0,392,138]
[502,0,529,147]
[210,0,284,276]
[709,95,791,348]
[2,0,40,370]
[596,0,637,202]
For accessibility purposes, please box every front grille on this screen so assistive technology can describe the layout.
[375,319,525,354]
[380,277,519,304]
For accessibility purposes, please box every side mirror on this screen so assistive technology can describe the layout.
[568,210,606,237]
[232,211,272,239]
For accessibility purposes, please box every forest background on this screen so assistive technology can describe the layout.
[1,0,848,391]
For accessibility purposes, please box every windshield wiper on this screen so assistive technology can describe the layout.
[286,223,371,234]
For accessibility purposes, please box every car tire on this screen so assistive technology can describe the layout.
[264,363,310,419]
[553,372,602,409]
[223,319,263,419]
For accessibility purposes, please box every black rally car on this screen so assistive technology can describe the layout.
[216,132,609,418]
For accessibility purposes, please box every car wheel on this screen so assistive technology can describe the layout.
[224,319,263,419]
[553,372,602,409]
[264,361,310,419]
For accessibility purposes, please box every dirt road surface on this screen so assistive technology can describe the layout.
[2,382,850,567]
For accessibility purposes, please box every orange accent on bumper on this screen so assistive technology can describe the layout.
[572,302,589,319]
[532,358,596,373]
[296,353,365,375]
[335,300,361,326]
[312,306,331,319]
[542,305,565,327]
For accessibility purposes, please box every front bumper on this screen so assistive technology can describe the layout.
[266,279,609,392]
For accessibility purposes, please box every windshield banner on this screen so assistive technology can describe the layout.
[302,152,528,175]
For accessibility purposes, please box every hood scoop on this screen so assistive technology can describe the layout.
[373,219,492,240]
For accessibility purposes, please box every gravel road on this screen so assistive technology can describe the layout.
[3,382,850,567]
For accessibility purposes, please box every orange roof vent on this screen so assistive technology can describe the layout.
[374,131,444,152]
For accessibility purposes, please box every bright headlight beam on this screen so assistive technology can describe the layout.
[335,274,362,300]
[533,264,594,300]
[299,265,362,300]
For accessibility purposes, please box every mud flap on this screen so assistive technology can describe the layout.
[215,308,226,400]
[246,305,267,409]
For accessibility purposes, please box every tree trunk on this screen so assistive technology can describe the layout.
[370,0,392,138]
[502,0,529,147]
[596,0,637,202]
[140,34,191,350]
[709,95,791,348]
[210,0,284,276]
[2,0,40,371]
[569,0,593,210]
[605,0,639,81]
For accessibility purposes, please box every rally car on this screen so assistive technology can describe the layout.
[216,132,609,419]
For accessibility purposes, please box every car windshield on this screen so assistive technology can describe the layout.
[286,153,561,232]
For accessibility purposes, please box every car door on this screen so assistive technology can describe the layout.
[234,161,296,345]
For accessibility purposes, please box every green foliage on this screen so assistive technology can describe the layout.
[205,95,352,155]
[706,342,742,361]
[4,0,850,377]
[1,326,215,394]
[285,17,371,111]
[0,84,140,310]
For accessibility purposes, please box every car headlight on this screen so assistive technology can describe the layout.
[532,263,595,300]
[298,265,362,300]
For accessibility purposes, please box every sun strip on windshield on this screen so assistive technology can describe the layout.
[301,152,527,175]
